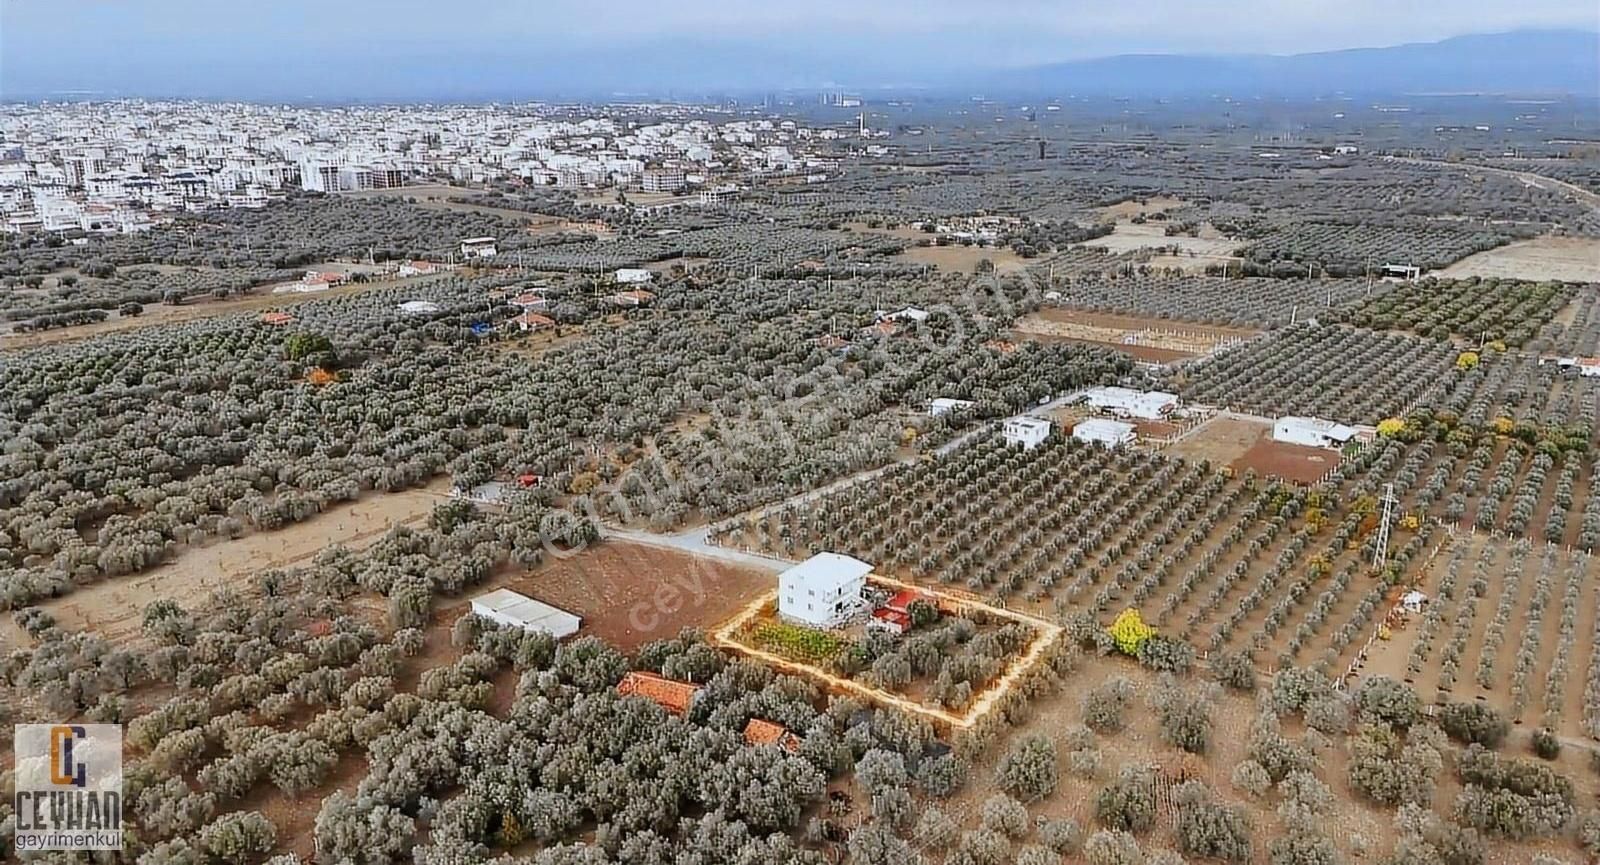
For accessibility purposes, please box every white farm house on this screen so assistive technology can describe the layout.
[1003,416,1052,450]
[778,552,872,628]
[469,588,581,638]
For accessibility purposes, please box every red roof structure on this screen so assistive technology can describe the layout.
[870,608,911,634]
[884,589,932,614]
[743,718,802,753]
[511,312,556,331]
[617,672,701,716]
[260,312,294,326]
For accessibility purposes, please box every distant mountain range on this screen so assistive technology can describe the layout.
[990,30,1600,97]
[2,29,1595,101]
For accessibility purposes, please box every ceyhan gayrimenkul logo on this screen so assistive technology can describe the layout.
[13,724,124,852]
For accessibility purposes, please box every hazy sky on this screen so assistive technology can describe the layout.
[3,0,1597,97]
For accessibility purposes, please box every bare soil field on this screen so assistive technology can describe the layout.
[1077,221,1244,259]
[1233,438,1341,484]
[1095,196,1187,220]
[1163,415,1270,466]
[1014,308,1255,362]
[1434,235,1600,283]
[36,480,450,641]
[1362,530,1600,740]
[493,542,774,651]
[892,243,1030,274]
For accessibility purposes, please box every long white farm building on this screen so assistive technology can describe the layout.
[469,588,582,638]
[1273,416,1358,449]
[1073,418,1136,448]
[1080,386,1178,420]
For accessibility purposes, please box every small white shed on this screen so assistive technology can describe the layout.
[929,397,976,418]
[1074,418,1136,448]
[885,306,930,323]
[469,588,581,638]
[1003,416,1052,450]
[614,268,655,284]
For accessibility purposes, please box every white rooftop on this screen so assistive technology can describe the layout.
[1083,386,1178,414]
[1278,416,1358,439]
[1076,418,1136,436]
[471,588,581,632]
[780,552,873,591]
[1005,415,1052,430]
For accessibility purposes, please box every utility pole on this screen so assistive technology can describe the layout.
[1373,482,1399,570]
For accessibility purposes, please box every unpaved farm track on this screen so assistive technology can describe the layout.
[1388,156,1600,213]
[37,481,450,641]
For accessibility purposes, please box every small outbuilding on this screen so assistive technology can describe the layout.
[779,552,873,628]
[615,268,655,285]
[884,306,929,323]
[742,718,802,752]
[469,588,581,639]
[398,300,441,315]
[617,671,701,715]
[511,312,556,332]
[1073,418,1136,448]
[609,289,657,307]
[461,237,499,259]
[929,397,976,418]
[1003,416,1052,450]
[1273,416,1358,449]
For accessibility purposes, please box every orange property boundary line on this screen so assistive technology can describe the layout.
[711,574,1064,730]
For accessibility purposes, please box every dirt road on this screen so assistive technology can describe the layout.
[1387,156,1600,213]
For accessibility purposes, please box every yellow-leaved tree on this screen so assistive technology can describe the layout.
[1107,608,1156,656]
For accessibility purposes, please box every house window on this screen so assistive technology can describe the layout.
[807,603,814,611]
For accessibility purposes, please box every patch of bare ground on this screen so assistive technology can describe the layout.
[1095,196,1187,220]
[1014,308,1256,363]
[1232,438,1341,485]
[1163,415,1270,467]
[1362,531,1600,738]
[893,243,1030,274]
[486,542,775,652]
[1434,236,1600,283]
[37,480,451,642]
[1077,221,1244,259]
